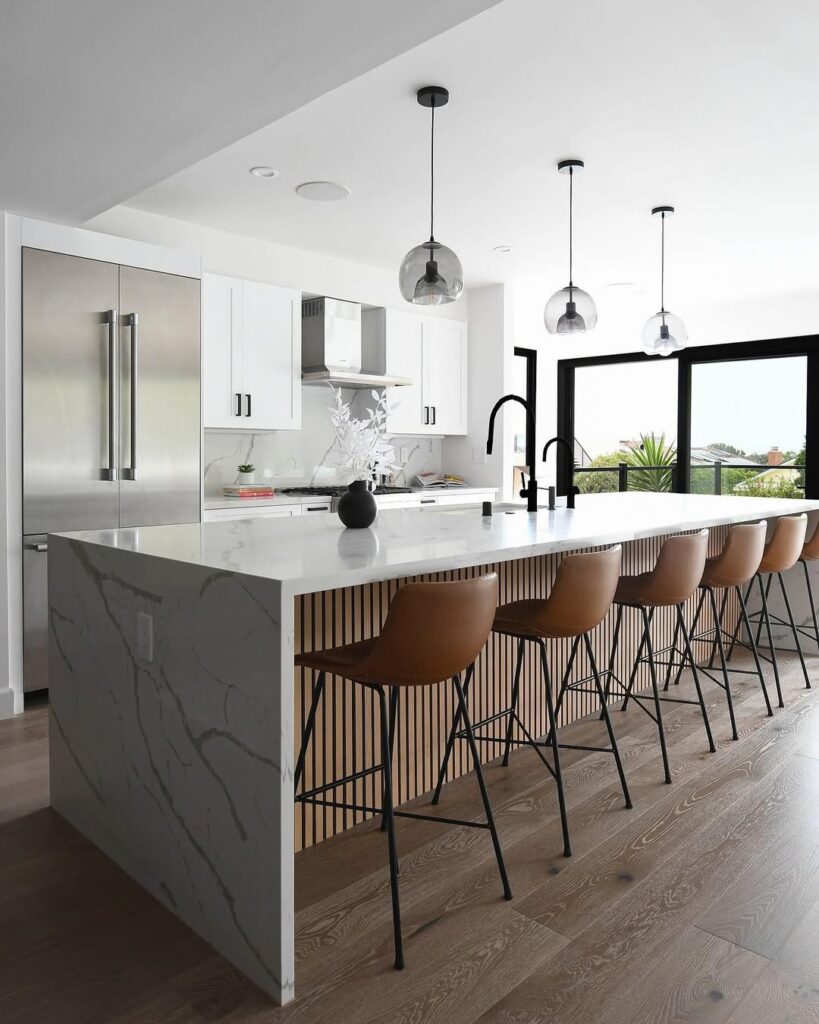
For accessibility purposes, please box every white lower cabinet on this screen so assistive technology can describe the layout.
[202,274,301,431]
[203,504,302,523]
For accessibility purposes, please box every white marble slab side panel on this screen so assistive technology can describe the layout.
[48,536,294,1003]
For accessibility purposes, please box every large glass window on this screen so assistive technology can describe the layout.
[689,356,806,497]
[573,360,678,493]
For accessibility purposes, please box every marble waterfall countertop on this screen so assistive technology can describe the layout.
[58,492,819,596]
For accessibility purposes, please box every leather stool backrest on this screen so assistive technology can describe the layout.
[801,520,819,561]
[639,530,709,606]
[760,514,808,574]
[357,573,499,686]
[537,545,622,637]
[705,521,767,587]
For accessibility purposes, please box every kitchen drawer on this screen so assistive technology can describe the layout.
[203,504,303,522]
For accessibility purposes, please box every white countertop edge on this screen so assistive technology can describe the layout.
[54,494,819,599]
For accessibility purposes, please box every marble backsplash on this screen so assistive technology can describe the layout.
[204,387,442,496]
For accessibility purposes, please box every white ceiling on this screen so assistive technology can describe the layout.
[0,0,501,222]
[118,0,819,309]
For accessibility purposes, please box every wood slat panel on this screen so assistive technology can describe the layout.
[294,529,736,850]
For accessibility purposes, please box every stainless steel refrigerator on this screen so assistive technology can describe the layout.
[23,247,201,691]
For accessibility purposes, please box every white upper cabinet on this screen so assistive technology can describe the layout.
[425,317,467,435]
[372,309,467,436]
[202,274,301,430]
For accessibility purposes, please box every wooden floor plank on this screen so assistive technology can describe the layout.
[0,655,816,1024]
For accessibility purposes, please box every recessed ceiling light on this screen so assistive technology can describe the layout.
[296,180,351,201]
[249,166,279,178]
[493,245,513,254]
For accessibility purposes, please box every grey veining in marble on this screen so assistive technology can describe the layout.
[48,536,294,1002]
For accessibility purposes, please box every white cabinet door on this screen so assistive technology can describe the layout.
[202,274,243,429]
[426,318,467,435]
[384,309,428,435]
[241,281,301,430]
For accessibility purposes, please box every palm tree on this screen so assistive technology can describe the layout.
[622,432,677,492]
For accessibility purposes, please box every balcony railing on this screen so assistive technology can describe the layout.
[574,461,804,495]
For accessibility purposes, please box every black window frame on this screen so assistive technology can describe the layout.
[556,335,819,499]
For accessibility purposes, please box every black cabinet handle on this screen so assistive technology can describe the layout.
[431,405,436,426]
[235,393,242,416]
[306,505,330,512]
[421,498,435,504]
[245,393,252,417]
[424,406,429,425]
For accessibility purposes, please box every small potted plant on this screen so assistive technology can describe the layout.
[237,463,256,485]
[329,386,396,528]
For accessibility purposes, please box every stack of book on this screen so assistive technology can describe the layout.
[222,484,276,499]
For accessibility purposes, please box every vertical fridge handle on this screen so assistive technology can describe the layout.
[102,309,118,481]
[122,312,138,481]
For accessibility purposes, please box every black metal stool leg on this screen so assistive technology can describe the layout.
[381,688,400,832]
[431,663,474,804]
[294,671,325,793]
[584,633,632,809]
[501,639,525,767]
[377,686,404,970]
[778,571,811,691]
[663,612,681,691]
[623,607,654,712]
[673,588,707,687]
[802,558,819,664]
[538,640,571,857]
[707,586,738,740]
[677,603,716,752]
[454,674,513,900]
[737,585,773,717]
[726,578,755,661]
[798,561,818,655]
[758,574,784,708]
[641,606,672,784]
[599,603,623,718]
[548,635,580,744]
[708,589,730,669]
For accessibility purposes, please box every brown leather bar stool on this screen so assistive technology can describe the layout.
[602,531,714,784]
[293,574,511,971]
[727,513,810,703]
[433,546,631,860]
[675,522,772,739]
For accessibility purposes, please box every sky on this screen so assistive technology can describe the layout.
[574,355,807,459]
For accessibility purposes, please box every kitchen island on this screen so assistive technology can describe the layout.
[47,492,819,1003]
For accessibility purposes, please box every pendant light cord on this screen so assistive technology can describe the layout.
[429,102,435,242]
[568,166,574,288]
[660,210,666,315]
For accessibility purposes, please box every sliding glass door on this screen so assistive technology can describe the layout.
[557,337,818,499]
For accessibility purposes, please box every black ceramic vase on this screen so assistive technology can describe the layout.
[337,480,377,529]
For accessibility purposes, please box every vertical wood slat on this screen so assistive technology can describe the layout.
[294,528,735,851]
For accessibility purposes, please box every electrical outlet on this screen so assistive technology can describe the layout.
[136,611,154,662]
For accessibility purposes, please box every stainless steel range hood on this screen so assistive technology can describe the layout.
[301,297,410,388]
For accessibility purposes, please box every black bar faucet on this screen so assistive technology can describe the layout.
[542,436,580,510]
[487,394,539,512]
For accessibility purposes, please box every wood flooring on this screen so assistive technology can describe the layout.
[1,650,818,1024]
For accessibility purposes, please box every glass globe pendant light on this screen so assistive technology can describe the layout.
[642,206,688,356]
[544,158,597,335]
[399,86,463,306]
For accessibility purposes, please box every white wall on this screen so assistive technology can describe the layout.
[86,206,468,321]
[443,283,516,497]
[0,213,22,715]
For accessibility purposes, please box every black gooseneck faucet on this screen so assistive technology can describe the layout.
[542,436,580,510]
[486,394,539,512]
